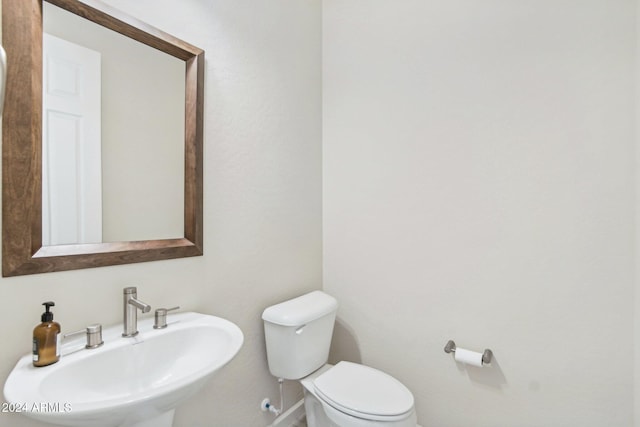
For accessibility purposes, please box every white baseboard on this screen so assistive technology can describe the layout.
[267,399,306,427]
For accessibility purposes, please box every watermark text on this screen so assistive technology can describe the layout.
[2,402,72,413]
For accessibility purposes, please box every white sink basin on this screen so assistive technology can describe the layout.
[4,312,243,427]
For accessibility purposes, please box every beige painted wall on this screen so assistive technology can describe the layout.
[0,0,321,426]
[323,1,635,426]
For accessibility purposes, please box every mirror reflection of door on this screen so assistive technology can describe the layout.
[43,2,186,245]
[42,33,102,246]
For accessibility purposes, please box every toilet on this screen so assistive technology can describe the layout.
[262,291,418,427]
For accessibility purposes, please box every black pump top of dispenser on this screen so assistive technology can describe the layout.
[41,301,55,322]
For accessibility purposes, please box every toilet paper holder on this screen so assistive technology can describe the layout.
[444,340,493,364]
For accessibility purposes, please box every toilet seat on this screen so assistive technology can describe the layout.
[313,361,414,422]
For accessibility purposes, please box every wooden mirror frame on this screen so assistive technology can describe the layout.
[2,0,204,276]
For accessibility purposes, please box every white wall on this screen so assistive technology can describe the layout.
[635,0,640,423]
[0,0,321,426]
[323,1,636,426]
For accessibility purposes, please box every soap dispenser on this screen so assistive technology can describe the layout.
[33,301,61,367]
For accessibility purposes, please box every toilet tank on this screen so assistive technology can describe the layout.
[262,291,338,380]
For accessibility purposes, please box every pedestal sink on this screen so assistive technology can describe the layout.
[4,312,244,427]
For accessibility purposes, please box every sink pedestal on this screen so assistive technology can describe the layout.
[125,409,174,427]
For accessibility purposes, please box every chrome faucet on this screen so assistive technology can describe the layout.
[122,287,151,337]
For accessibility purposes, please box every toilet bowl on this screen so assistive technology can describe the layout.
[300,363,417,427]
[262,291,419,427]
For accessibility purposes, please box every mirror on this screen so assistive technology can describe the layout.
[2,0,204,276]
[42,2,185,245]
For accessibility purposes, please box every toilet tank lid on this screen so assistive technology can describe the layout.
[262,291,338,326]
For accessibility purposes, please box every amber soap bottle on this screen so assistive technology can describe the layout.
[33,301,61,367]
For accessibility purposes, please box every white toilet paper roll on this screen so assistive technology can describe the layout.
[454,348,484,367]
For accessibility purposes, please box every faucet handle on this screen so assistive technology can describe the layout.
[154,306,180,329]
[63,324,104,349]
[85,324,104,349]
